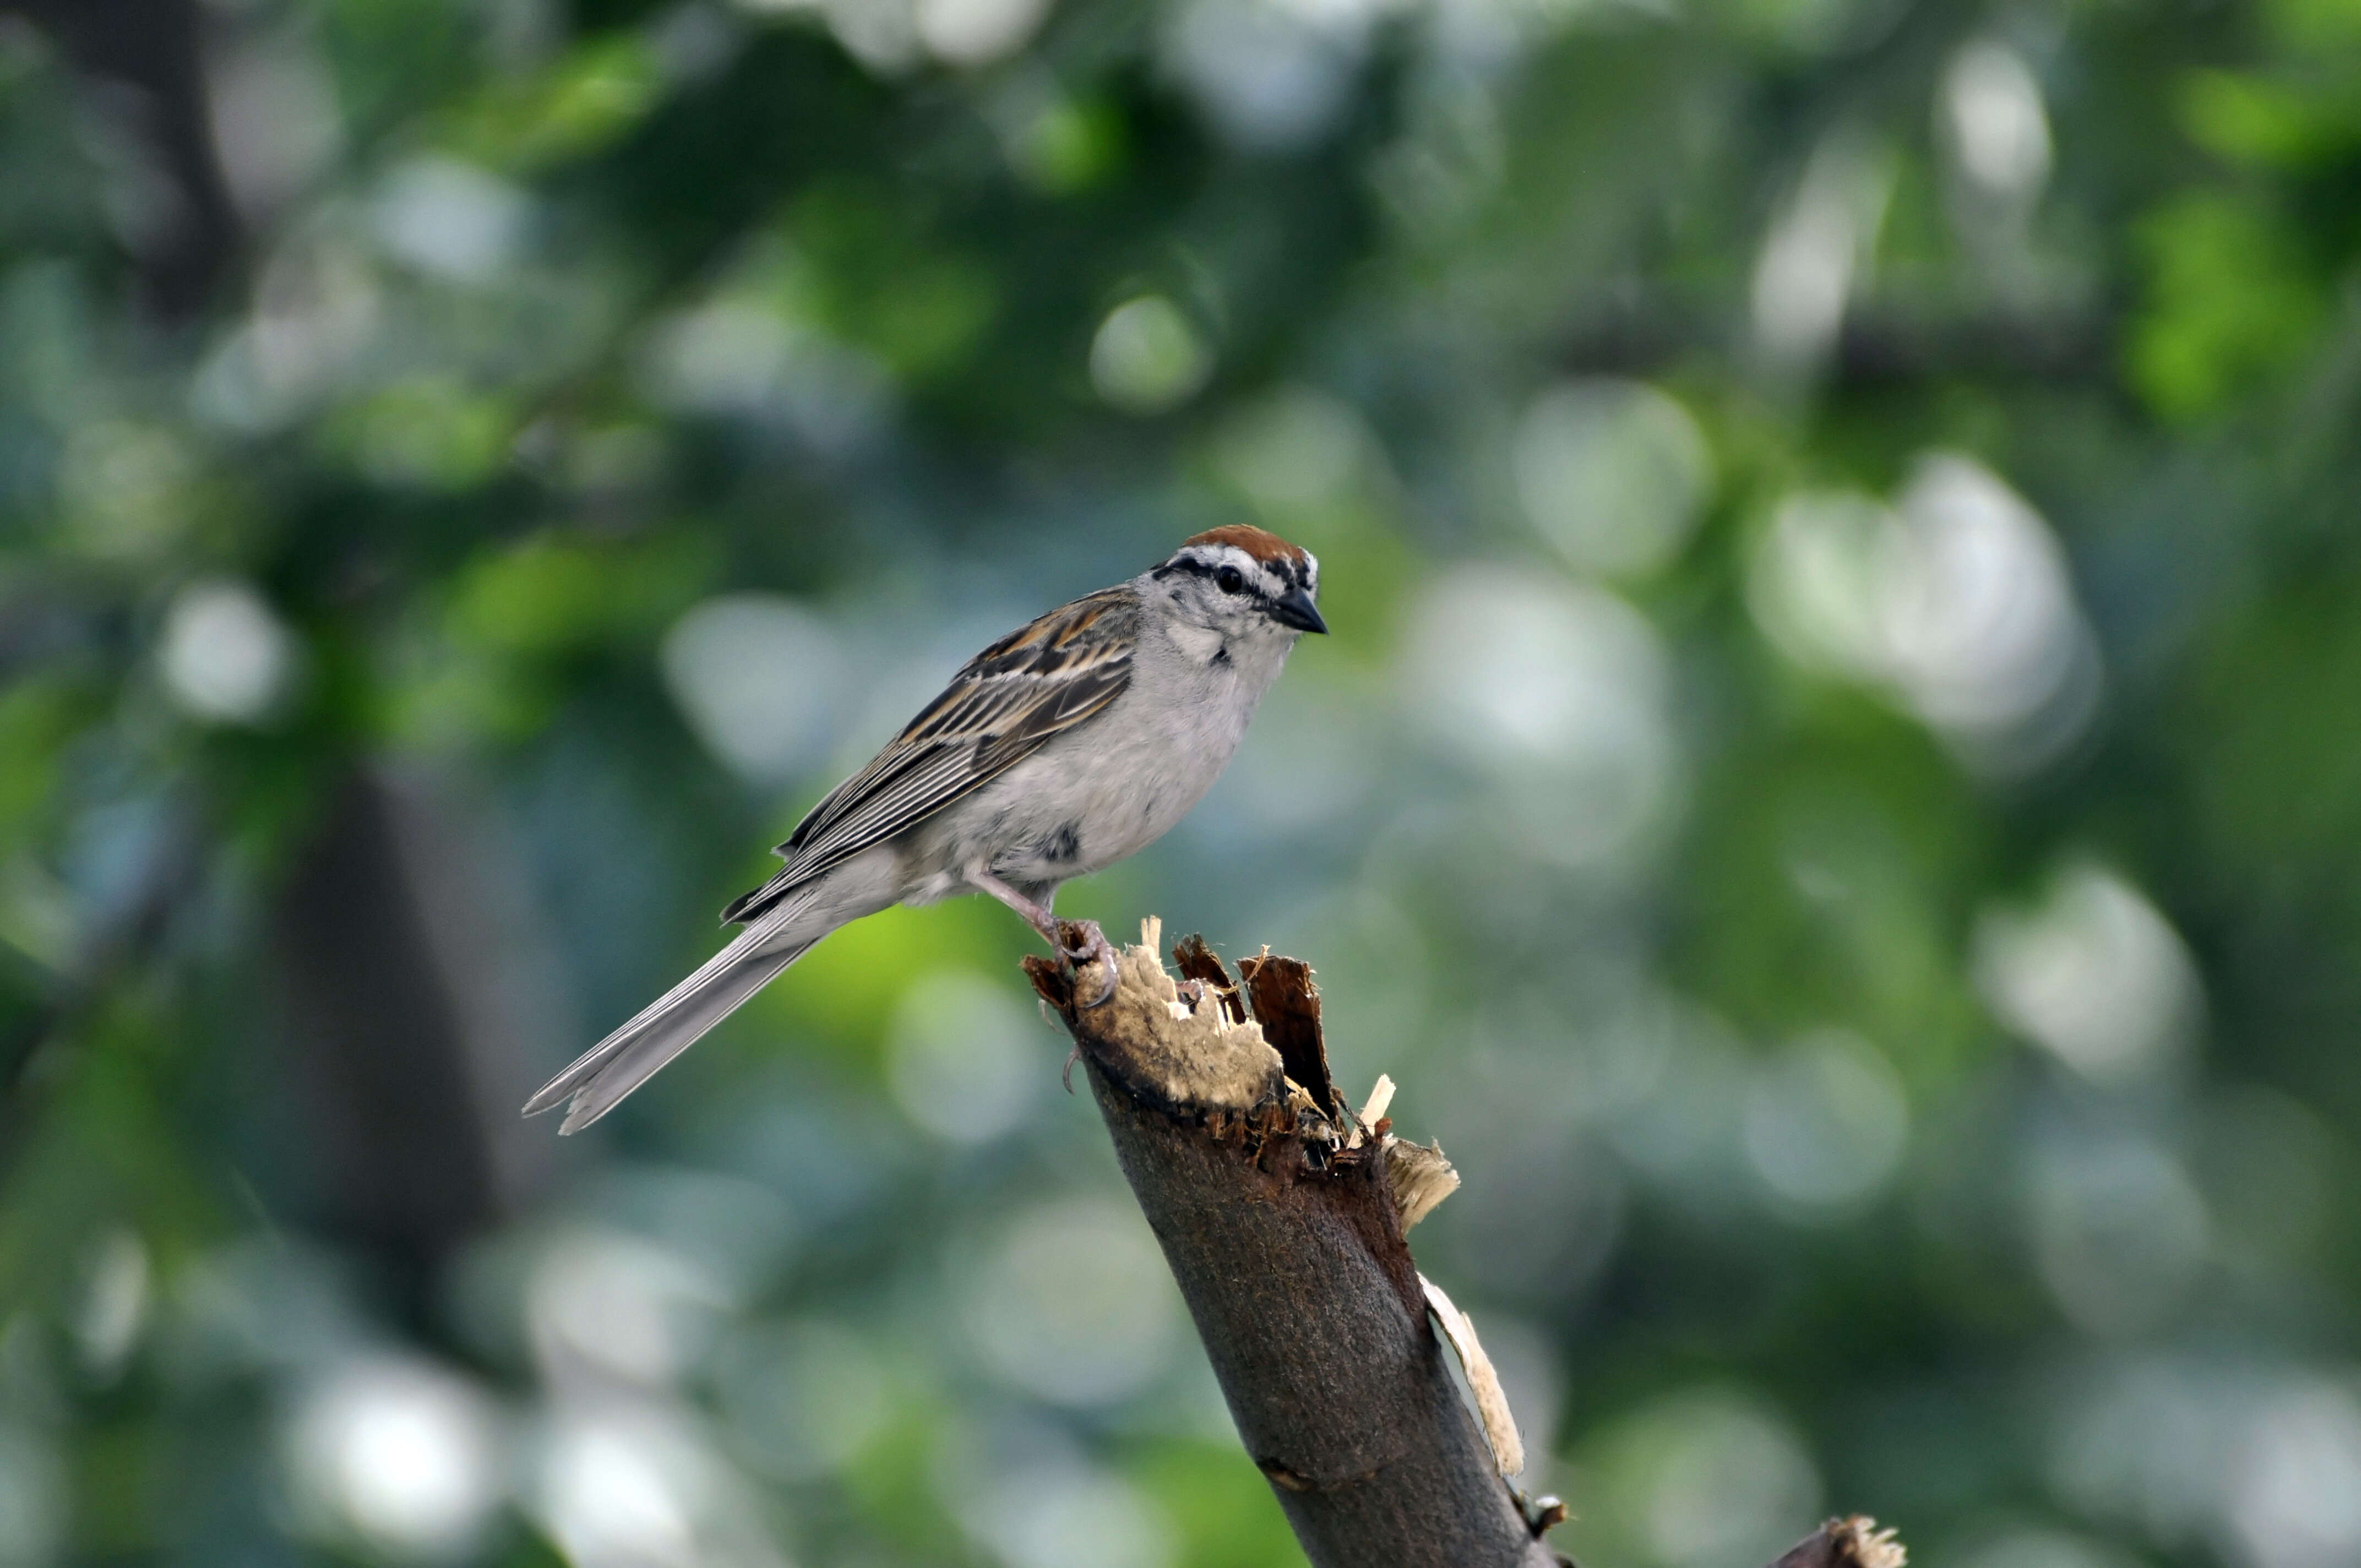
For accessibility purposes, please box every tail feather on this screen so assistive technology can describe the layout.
[525,907,819,1134]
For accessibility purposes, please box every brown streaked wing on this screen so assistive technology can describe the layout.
[720,587,1141,923]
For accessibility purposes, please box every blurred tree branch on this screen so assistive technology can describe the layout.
[274,771,554,1289]
[3,0,241,319]
[1026,922,1909,1568]
[0,770,548,1302]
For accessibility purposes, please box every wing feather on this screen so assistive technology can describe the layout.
[720,586,1140,923]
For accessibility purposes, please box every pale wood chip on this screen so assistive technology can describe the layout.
[1420,1273,1525,1478]
[1384,1135,1459,1231]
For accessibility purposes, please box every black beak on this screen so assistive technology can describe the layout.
[1270,588,1328,635]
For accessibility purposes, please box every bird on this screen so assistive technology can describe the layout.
[523,524,1326,1134]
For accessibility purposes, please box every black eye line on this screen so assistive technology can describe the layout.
[1156,551,1303,603]
[1156,552,1271,589]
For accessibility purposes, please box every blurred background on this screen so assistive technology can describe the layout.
[1,0,2357,1563]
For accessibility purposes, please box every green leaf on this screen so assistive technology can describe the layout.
[2128,192,2327,422]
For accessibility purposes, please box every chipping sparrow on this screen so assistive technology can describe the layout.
[525,525,1326,1133]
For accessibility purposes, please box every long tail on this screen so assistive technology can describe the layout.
[524,899,821,1135]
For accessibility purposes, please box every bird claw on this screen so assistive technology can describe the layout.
[1055,918,1118,1008]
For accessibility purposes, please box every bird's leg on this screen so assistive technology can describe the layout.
[961,864,1059,939]
[962,865,1118,1008]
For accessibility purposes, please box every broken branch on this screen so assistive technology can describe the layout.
[1027,925,1548,1566]
[1024,922,1908,1568]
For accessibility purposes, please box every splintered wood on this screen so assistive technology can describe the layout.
[1771,1519,1910,1568]
[1029,934,1285,1115]
[1423,1275,1527,1478]
[1027,927,1460,1243]
[1386,1134,1460,1232]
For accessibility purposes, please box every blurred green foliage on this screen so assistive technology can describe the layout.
[1,0,2359,1565]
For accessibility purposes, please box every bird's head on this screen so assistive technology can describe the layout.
[1149,525,1326,641]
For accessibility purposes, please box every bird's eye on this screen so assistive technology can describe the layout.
[1215,565,1245,595]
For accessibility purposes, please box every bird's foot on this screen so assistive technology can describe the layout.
[1054,917,1118,1008]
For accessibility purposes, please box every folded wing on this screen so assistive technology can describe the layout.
[721,585,1140,923]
